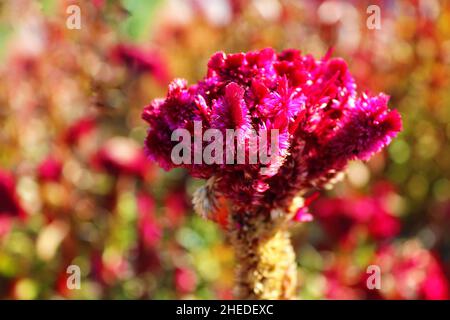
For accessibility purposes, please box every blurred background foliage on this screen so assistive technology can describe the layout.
[0,0,449,299]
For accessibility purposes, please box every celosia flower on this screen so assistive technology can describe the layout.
[64,117,96,146]
[92,0,105,9]
[323,241,449,300]
[111,44,170,85]
[0,170,26,237]
[90,250,128,285]
[363,241,449,300]
[136,192,161,247]
[37,156,63,182]
[164,188,189,226]
[56,264,74,298]
[323,266,362,300]
[142,48,401,215]
[135,192,161,275]
[312,191,401,244]
[174,267,198,295]
[93,137,151,178]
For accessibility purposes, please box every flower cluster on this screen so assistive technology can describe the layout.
[143,48,402,214]
[0,0,206,299]
[313,185,401,246]
[324,241,449,300]
[369,242,449,300]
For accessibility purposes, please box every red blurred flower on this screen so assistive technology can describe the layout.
[135,192,162,274]
[421,254,450,300]
[37,156,63,182]
[366,242,449,300]
[164,188,189,226]
[324,266,362,300]
[92,137,151,178]
[137,192,161,247]
[323,241,449,300]
[312,190,401,245]
[92,0,105,9]
[90,250,128,285]
[111,44,170,85]
[174,267,197,295]
[64,117,96,146]
[0,170,26,236]
[55,266,72,298]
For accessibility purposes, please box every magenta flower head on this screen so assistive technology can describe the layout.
[143,48,401,213]
[141,48,401,299]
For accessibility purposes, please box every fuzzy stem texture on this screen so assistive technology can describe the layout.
[230,212,297,299]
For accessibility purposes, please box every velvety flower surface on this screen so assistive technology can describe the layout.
[142,48,402,213]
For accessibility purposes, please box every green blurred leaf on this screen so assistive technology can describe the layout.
[120,0,162,41]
